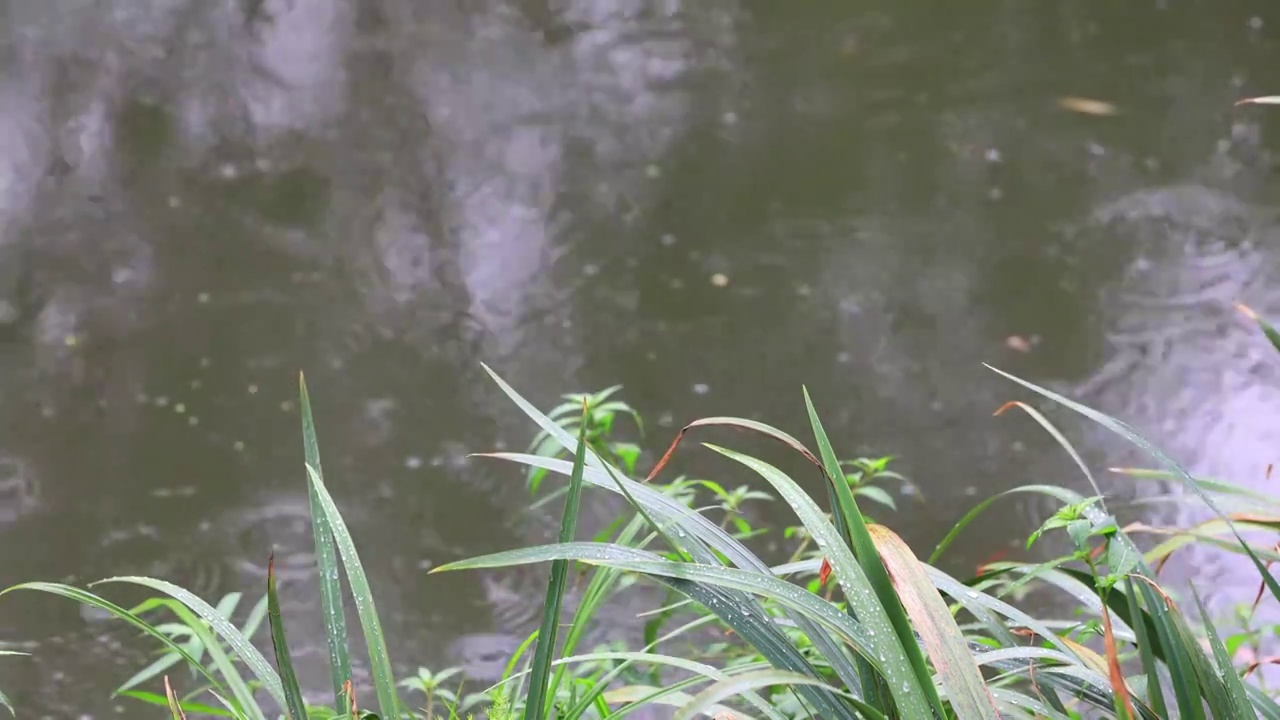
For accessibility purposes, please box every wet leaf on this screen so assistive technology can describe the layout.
[305,465,400,719]
[267,554,307,720]
[299,373,352,710]
[163,676,188,720]
[524,402,589,720]
[868,524,1001,719]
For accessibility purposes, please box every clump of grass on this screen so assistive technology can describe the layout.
[6,302,1280,719]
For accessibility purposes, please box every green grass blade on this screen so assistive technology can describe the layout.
[986,364,1280,607]
[523,404,589,720]
[479,454,867,708]
[267,555,308,720]
[1,582,240,713]
[0,650,22,717]
[152,598,264,720]
[479,373,861,718]
[1239,303,1280,353]
[93,576,282,712]
[868,524,1000,719]
[987,688,1072,720]
[1191,586,1252,719]
[704,440,938,718]
[164,676,189,720]
[1247,683,1280,720]
[534,651,786,720]
[1135,580,1203,720]
[437,543,866,720]
[931,484,1098,565]
[673,669,870,720]
[1124,582,1167,718]
[304,465,399,719]
[298,373,352,710]
[802,389,946,718]
[117,691,237,717]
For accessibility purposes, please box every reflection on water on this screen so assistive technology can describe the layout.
[1,0,1280,713]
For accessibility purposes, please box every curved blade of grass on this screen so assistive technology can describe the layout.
[1124,580,1166,717]
[922,566,1076,657]
[994,401,1104,501]
[483,364,610,475]
[118,691,236,717]
[705,442,937,719]
[304,465,398,720]
[644,415,820,484]
[867,524,1000,719]
[674,669,875,720]
[298,373,352,710]
[148,595,263,719]
[986,364,1280,607]
[437,543,869,720]
[481,452,867,705]
[1,582,240,713]
[1192,586,1252,719]
[803,388,947,717]
[1239,302,1280,352]
[164,676,189,720]
[932,484,1102,565]
[0,687,11,717]
[988,688,1072,720]
[93,576,281,711]
[602,685,754,720]
[540,651,785,720]
[524,403,589,720]
[266,555,307,720]
[1247,683,1280,720]
[480,372,860,718]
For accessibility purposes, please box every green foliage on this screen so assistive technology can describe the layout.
[9,296,1280,718]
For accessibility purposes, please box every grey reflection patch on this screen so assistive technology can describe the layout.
[0,453,39,524]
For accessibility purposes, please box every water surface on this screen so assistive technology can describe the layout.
[1,0,1279,713]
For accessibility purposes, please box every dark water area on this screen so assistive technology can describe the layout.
[2,0,1280,714]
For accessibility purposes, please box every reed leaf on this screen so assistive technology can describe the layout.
[523,403,589,720]
[304,465,399,719]
[298,373,353,710]
[266,555,308,720]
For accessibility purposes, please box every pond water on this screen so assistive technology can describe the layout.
[1,0,1279,714]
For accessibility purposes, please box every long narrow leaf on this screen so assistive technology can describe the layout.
[1192,586,1252,718]
[1,582,240,714]
[524,404,589,720]
[986,364,1280,607]
[482,374,860,719]
[868,524,1000,719]
[674,669,871,720]
[298,374,353,710]
[705,442,936,718]
[803,389,947,718]
[304,465,399,719]
[267,555,308,720]
[94,576,282,712]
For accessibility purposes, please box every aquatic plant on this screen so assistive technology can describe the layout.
[6,306,1280,718]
